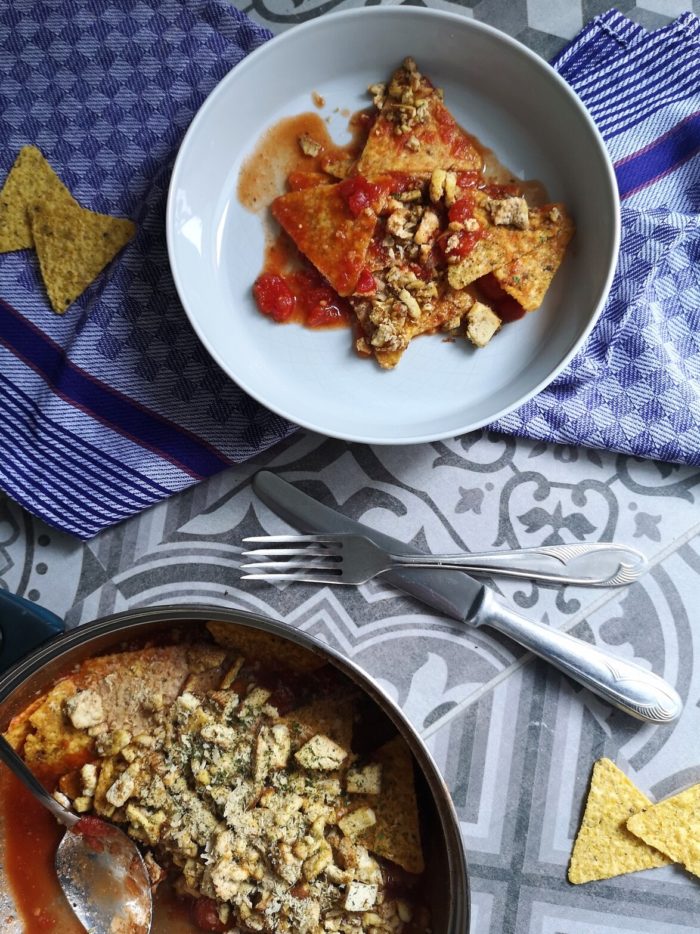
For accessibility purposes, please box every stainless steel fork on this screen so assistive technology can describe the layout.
[241,533,647,586]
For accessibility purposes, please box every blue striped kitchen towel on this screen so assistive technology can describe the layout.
[1,5,698,540]
[0,0,290,539]
[492,9,700,464]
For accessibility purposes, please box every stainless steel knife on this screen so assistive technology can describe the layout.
[251,471,682,723]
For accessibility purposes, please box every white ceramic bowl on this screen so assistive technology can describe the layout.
[166,7,619,445]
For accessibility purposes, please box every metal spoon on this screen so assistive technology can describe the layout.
[0,734,152,933]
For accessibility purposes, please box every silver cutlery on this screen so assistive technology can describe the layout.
[247,472,681,723]
[241,533,647,587]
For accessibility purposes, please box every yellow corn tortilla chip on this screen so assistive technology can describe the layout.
[20,679,94,770]
[357,735,425,874]
[0,145,78,252]
[568,758,670,884]
[356,60,482,177]
[627,783,700,878]
[284,697,356,753]
[491,206,575,311]
[29,198,135,313]
[447,200,566,291]
[207,621,326,672]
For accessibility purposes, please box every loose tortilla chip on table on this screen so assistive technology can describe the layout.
[29,199,135,313]
[0,145,78,253]
[627,783,700,879]
[357,735,425,875]
[271,179,388,296]
[568,758,670,884]
[356,58,482,177]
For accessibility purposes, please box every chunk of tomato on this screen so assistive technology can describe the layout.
[192,897,229,932]
[253,273,295,322]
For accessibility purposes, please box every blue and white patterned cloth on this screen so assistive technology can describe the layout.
[493,9,700,464]
[0,4,698,539]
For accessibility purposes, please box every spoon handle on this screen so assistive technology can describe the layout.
[0,734,79,828]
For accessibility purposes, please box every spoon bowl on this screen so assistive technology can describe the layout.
[0,735,152,933]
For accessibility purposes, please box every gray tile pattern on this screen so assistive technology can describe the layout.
[2,3,700,931]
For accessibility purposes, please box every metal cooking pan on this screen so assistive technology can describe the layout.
[0,597,469,933]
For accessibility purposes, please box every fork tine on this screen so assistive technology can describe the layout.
[241,572,348,584]
[242,534,343,545]
[241,560,341,571]
[241,547,340,558]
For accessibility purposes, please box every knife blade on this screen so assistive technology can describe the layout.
[251,470,682,722]
[252,470,483,622]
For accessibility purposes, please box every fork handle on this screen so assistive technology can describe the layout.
[387,543,646,586]
[474,590,681,722]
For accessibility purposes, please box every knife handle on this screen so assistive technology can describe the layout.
[476,590,682,723]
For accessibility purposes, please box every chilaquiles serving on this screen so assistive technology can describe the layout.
[3,624,430,933]
[250,58,574,368]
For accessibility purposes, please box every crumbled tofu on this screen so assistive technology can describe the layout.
[549,205,561,222]
[488,196,529,229]
[298,133,322,157]
[255,723,291,782]
[443,171,458,206]
[105,764,139,808]
[429,168,446,203]
[295,734,348,771]
[413,209,439,244]
[80,762,99,797]
[64,689,104,729]
[346,763,382,795]
[465,301,502,348]
[338,806,377,838]
[398,288,421,320]
[200,722,237,748]
[405,135,420,152]
[344,881,378,912]
[96,728,132,757]
[73,795,92,813]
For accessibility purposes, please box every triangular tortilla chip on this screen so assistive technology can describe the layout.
[568,758,670,884]
[207,621,326,672]
[0,145,78,252]
[357,736,425,874]
[447,199,566,291]
[491,205,575,310]
[284,696,356,753]
[271,180,387,296]
[352,284,472,370]
[627,783,700,878]
[29,199,135,313]
[356,58,482,177]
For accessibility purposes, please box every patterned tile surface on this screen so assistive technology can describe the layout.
[2,3,700,932]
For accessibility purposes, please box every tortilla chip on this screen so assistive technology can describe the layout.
[0,145,78,252]
[271,179,387,296]
[207,621,326,672]
[357,736,425,874]
[627,783,700,878]
[447,200,565,291]
[284,697,356,753]
[29,199,135,313]
[356,59,482,177]
[351,284,472,370]
[491,205,574,310]
[568,758,670,884]
[21,679,94,770]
